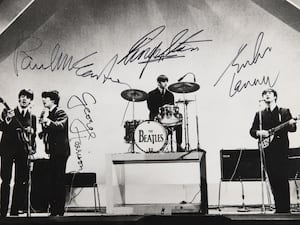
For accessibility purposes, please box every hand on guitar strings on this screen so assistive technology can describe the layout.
[24,126,34,134]
[256,130,269,138]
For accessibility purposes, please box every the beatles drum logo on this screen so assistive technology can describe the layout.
[137,129,165,144]
[134,121,167,152]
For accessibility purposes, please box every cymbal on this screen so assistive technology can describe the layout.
[168,82,200,93]
[121,89,148,102]
[176,99,195,104]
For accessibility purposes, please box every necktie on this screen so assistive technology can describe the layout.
[21,110,25,117]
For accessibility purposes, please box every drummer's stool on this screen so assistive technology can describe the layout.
[65,172,101,212]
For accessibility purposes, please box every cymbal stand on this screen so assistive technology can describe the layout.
[182,97,190,151]
[194,93,200,150]
[130,99,136,153]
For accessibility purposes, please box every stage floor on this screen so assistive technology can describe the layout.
[1,206,300,225]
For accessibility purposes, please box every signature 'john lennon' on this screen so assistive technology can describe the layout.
[214,32,279,97]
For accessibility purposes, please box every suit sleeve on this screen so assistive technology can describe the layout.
[147,93,155,112]
[285,109,297,133]
[249,112,259,139]
[48,110,68,131]
[31,115,37,140]
[0,111,5,131]
[0,109,9,131]
[170,93,174,105]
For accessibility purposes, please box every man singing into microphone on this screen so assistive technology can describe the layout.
[147,75,184,152]
[250,88,297,213]
[39,90,70,216]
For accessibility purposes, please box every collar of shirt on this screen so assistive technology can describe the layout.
[267,104,277,112]
[49,105,57,113]
[158,87,166,95]
[18,106,28,115]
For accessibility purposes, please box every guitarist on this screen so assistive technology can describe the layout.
[0,89,36,217]
[250,88,297,213]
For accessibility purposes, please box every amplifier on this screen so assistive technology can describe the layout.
[220,149,265,181]
[288,148,300,179]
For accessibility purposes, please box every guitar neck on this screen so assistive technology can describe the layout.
[1,100,26,130]
[271,119,293,133]
[3,102,10,110]
[269,116,299,133]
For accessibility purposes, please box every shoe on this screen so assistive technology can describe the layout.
[176,145,185,152]
[18,210,26,214]
[9,211,18,216]
[275,211,290,214]
[0,210,7,217]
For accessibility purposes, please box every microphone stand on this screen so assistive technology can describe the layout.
[258,100,266,213]
[27,109,34,217]
[237,177,250,212]
[27,154,34,217]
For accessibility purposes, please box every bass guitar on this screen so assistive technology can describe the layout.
[0,97,36,155]
[259,115,300,149]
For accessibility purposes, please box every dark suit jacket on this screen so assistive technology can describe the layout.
[41,107,70,157]
[147,88,174,120]
[0,108,36,156]
[250,107,297,148]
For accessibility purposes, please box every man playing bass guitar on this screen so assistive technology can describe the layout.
[250,88,297,213]
[0,89,36,217]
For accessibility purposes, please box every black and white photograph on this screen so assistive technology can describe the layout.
[0,0,300,224]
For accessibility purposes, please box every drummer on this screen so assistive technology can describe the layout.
[147,75,184,152]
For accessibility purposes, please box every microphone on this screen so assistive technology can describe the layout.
[177,74,188,82]
[177,72,197,82]
[39,108,49,124]
[258,99,265,102]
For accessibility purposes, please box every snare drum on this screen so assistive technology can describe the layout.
[134,121,167,153]
[158,104,182,127]
[124,120,143,143]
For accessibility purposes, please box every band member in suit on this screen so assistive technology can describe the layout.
[250,88,297,213]
[147,75,184,152]
[39,90,70,216]
[0,89,36,217]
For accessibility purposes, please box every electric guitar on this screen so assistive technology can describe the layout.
[259,115,300,149]
[0,97,36,155]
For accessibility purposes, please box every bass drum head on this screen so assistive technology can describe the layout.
[134,121,167,153]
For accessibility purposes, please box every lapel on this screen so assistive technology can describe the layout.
[48,106,57,119]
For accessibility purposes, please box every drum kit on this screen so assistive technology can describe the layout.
[121,81,200,153]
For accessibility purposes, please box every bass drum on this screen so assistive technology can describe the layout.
[134,121,167,153]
